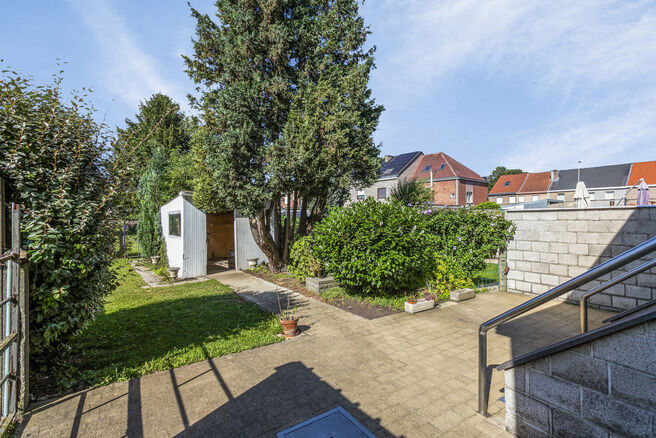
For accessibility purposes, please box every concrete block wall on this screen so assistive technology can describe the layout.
[505,206,656,312]
[504,319,656,437]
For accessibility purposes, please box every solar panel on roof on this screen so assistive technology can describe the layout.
[379,152,419,176]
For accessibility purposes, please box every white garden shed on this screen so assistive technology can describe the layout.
[160,191,207,279]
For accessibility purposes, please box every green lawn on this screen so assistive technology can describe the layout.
[66,259,282,388]
[473,262,499,287]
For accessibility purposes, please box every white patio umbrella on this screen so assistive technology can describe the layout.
[637,179,650,205]
[574,181,590,208]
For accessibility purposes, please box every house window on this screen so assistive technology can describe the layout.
[283,195,289,205]
[589,192,595,200]
[509,196,516,203]
[504,181,510,186]
[496,197,502,204]
[518,196,525,203]
[450,193,455,200]
[557,193,565,201]
[532,195,539,201]
[356,190,365,201]
[168,212,181,237]
[377,188,387,199]
[605,191,613,200]
[466,191,473,204]
[440,163,445,170]
[423,165,431,172]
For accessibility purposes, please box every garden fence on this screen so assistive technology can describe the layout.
[0,180,30,432]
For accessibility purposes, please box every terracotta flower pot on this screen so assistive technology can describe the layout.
[406,299,417,304]
[280,317,299,338]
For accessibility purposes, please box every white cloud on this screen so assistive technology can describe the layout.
[365,0,656,169]
[68,0,189,113]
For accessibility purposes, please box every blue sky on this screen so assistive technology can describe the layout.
[2,1,655,176]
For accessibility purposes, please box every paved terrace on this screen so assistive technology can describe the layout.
[19,272,612,437]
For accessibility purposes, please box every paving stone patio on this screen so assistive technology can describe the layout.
[17,271,612,437]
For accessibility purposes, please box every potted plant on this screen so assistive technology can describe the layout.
[167,266,180,280]
[150,255,160,265]
[405,292,417,304]
[247,257,259,267]
[277,291,299,338]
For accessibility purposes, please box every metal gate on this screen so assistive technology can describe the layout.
[0,183,29,431]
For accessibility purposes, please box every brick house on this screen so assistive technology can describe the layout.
[489,172,552,206]
[410,152,488,206]
[347,151,423,204]
[624,160,656,205]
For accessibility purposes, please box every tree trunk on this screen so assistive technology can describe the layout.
[283,194,292,264]
[297,196,308,237]
[249,210,285,272]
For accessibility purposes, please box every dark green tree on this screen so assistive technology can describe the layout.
[114,93,191,218]
[137,145,167,257]
[390,178,432,205]
[488,166,524,190]
[185,0,383,271]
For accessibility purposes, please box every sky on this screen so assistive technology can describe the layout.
[2,0,656,176]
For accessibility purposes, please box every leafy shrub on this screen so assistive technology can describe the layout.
[288,236,321,281]
[137,145,166,257]
[473,201,501,210]
[0,71,126,354]
[311,198,439,295]
[390,178,432,205]
[423,207,515,277]
[428,255,474,301]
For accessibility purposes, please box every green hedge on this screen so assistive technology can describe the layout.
[311,198,439,295]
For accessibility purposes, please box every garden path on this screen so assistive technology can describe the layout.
[17,271,612,437]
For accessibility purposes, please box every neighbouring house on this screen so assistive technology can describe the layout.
[347,151,423,204]
[160,191,235,278]
[410,152,488,206]
[547,164,632,207]
[488,161,655,208]
[624,160,656,205]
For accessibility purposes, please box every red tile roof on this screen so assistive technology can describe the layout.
[410,152,484,182]
[519,172,552,193]
[489,173,528,195]
[628,161,656,185]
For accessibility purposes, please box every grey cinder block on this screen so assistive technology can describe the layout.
[450,288,475,302]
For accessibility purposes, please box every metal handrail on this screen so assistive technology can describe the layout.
[580,257,656,333]
[477,236,656,416]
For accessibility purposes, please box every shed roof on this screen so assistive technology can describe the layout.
[549,163,631,191]
[410,152,484,182]
[378,151,422,179]
[627,161,656,185]
[489,173,528,195]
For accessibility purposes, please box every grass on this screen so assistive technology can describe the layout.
[473,262,499,287]
[62,259,282,389]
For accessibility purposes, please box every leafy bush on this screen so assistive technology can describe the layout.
[311,198,439,295]
[390,178,432,205]
[0,70,126,354]
[428,256,474,301]
[423,207,515,277]
[473,201,501,210]
[288,236,321,281]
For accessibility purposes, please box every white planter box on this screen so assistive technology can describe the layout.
[404,298,437,314]
[450,288,475,302]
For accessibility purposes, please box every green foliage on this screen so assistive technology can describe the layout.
[427,256,475,301]
[184,0,383,270]
[321,287,406,311]
[487,166,524,190]
[0,70,124,354]
[54,260,281,389]
[390,178,432,205]
[311,198,439,295]
[423,207,515,277]
[473,201,501,210]
[288,236,321,281]
[136,146,167,257]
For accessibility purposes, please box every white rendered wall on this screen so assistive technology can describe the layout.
[160,196,185,272]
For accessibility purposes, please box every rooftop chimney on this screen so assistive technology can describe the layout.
[550,169,559,182]
[383,155,393,162]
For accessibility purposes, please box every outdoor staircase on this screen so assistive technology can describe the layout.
[477,236,656,436]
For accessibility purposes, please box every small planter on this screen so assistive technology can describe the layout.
[405,298,436,314]
[280,317,299,338]
[167,267,180,280]
[406,298,417,305]
[247,258,259,267]
[150,255,160,265]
